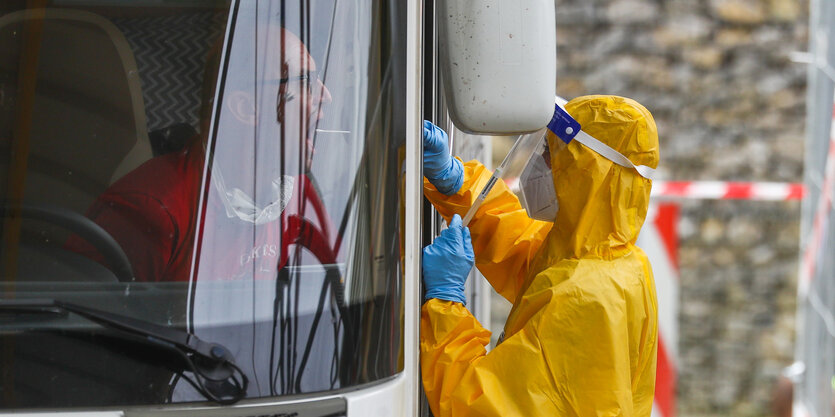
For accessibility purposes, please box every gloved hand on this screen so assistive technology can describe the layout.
[422,214,474,304]
[423,120,464,195]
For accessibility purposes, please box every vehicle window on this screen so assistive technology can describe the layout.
[0,0,404,407]
[187,0,406,399]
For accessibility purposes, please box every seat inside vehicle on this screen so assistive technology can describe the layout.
[0,6,224,282]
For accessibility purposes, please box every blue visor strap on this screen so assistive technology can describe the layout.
[546,103,580,144]
[549,100,655,180]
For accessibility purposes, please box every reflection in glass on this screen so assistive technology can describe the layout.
[0,0,405,407]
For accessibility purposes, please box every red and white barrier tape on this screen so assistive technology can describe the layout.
[506,178,806,201]
[651,181,805,201]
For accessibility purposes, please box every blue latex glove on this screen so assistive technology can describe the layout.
[423,120,464,195]
[422,214,474,304]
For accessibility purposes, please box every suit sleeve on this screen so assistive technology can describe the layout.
[421,299,557,417]
[421,284,638,417]
[424,159,552,302]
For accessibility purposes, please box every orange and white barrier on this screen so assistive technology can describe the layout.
[638,203,679,417]
[641,177,816,417]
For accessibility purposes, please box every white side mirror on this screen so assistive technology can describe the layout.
[437,0,556,134]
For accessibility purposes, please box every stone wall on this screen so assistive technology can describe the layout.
[675,200,800,415]
[492,0,808,415]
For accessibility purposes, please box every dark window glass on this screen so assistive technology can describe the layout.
[0,0,405,408]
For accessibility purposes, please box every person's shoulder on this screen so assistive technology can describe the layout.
[105,143,203,201]
[535,257,643,299]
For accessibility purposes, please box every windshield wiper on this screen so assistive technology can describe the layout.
[0,298,248,404]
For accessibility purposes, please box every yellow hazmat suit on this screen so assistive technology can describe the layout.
[421,95,659,416]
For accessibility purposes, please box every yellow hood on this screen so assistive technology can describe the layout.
[542,95,659,261]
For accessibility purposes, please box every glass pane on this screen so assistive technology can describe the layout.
[0,0,404,408]
[187,0,406,398]
[0,2,230,408]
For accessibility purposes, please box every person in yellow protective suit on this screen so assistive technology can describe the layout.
[420,95,660,416]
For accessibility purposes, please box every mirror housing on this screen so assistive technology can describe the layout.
[437,0,556,135]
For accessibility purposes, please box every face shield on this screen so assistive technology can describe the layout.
[517,134,559,222]
[516,98,656,222]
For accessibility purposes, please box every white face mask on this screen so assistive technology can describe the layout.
[212,167,295,225]
[518,137,559,222]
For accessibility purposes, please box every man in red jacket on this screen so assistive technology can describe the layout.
[67,27,332,283]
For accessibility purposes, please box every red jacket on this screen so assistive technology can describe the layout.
[67,141,333,282]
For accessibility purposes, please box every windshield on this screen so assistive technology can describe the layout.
[0,0,405,408]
